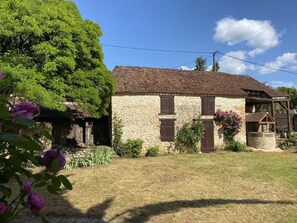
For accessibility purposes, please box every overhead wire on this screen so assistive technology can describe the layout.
[172,55,213,69]
[102,43,297,74]
[102,44,212,54]
[171,60,195,69]
[218,51,297,75]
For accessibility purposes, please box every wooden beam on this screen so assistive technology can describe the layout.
[246,97,273,102]
[279,101,288,110]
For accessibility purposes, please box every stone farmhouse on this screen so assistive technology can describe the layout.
[112,66,291,152]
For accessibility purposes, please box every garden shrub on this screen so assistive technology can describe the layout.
[123,139,143,158]
[0,95,72,222]
[224,140,251,152]
[65,147,113,169]
[175,118,204,153]
[278,140,296,150]
[290,133,297,140]
[214,109,243,143]
[145,146,160,157]
[112,115,124,156]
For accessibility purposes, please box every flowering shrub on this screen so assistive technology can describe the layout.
[27,191,45,214]
[43,148,66,173]
[21,180,32,194]
[11,102,40,119]
[0,71,72,222]
[175,118,204,153]
[214,109,243,142]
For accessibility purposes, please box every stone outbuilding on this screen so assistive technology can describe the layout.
[112,66,290,152]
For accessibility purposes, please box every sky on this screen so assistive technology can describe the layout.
[73,0,297,88]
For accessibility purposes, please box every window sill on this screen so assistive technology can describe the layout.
[159,113,176,115]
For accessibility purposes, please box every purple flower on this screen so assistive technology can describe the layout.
[0,71,4,80]
[27,192,45,214]
[12,102,40,119]
[0,202,6,214]
[43,149,66,172]
[21,180,32,194]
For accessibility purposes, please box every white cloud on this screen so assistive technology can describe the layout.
[267,81,296,88]
[259,52,297,74]
[207,65,213,71]
[219,51,254,74]
[179,65,194,70]
[214,17,280,56]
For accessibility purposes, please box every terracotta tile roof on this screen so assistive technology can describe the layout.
[113,66,286,98]
[38,102,91,119]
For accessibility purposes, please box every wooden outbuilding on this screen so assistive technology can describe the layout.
[246,112,276,133]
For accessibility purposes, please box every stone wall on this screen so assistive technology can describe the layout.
[214,97,246,148]
[175,96,201,126]
[112,95,246,152]
[248,132,276,150]
[112,95,162,150]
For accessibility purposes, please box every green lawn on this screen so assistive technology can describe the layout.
[31,151,297,222]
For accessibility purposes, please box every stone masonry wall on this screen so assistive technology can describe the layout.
[248,132,276,150]
[112,95,161,150]
[214,97,246,148]
[112,95,246,152]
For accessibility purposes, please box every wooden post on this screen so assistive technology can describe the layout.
[212,50,219,72]
[271,100,276,132]
[286,100,292,138]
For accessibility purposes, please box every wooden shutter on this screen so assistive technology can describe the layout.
[201,119,214,152]
[160,95,175,114]
[201,97,215,115]
[160,119,175,142]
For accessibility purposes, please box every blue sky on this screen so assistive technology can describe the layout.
[73,0,297,88]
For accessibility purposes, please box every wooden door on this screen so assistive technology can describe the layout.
[201,120,214,153]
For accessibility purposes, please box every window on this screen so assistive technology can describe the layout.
[201,97,215,115]
[160,119,175,142]
[160,95,175,114]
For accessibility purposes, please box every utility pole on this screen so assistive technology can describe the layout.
[212,50,219,72]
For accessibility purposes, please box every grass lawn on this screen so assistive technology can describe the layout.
[28,151,297,222]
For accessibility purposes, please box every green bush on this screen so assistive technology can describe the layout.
[290,133,297,140]
[0,99,72,221]
[278,140,297,150]
[112,114,124,155]
[145,146,160,157]
[123,139,144,158]
[224,141,251,152]
[65,147,113,169]
[175,118,204,153]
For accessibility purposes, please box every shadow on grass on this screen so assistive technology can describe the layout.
[109,198,296,223]
[46,195,114,221]
[87,198,114,219]
[44,195,296,222]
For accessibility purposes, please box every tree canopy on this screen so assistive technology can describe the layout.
[276,86,297,108]
[0,0,115,118]
[194,57,220,72]
[211,61,220,72]
[194,57,207,71]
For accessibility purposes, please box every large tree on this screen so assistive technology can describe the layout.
[277,86,297,108]
[194,57,207,71]
[211,61,220,72]
[0,0,115,117]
